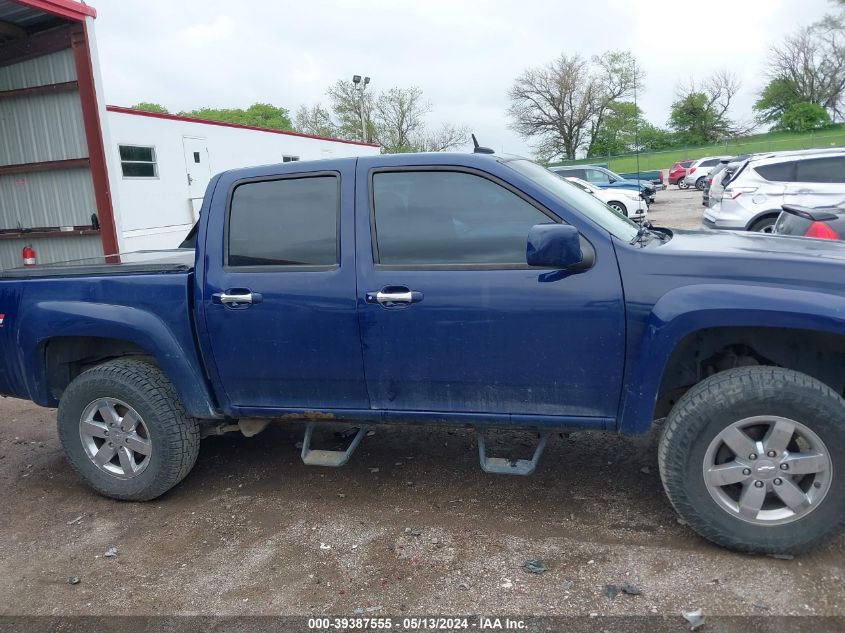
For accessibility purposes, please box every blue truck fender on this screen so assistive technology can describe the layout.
[618,283,845,434]
[16,300,220,419]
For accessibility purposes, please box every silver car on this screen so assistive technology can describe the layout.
[703,149,845,233]
[684,156,733,190]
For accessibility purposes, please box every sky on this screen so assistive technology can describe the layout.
[90,0,836,157]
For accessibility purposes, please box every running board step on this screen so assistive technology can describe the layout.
[300,423,368,467]
[477,430,550,475]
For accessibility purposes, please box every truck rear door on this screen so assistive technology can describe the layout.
[354,156,625,424]
[200,161,368,415]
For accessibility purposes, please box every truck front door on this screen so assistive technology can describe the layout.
[201,162,368,414]
[354,158,626,423]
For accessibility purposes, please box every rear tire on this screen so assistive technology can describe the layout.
[57,358,200,501]
[695,177,706,191]
[750,216,777,233]
[659,367,845,554]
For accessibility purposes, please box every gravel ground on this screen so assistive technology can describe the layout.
[649,185,707,230]
[1,187,843,626]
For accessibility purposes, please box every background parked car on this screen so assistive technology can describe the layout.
[549,165,656,202]
[618,169,666,190]
[774,204,845,240]
[703,155,751,207]
[561,176,648,218]
[703,148,845,233]
[684,156,732,190]
[669,159,694,188]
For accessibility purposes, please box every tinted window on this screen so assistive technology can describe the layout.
[755,161,797,182]
[795,157,845,183]
[585,169,611,184]
[699,159,720,167]
[228,176,338,267]
[552,167,585,179]
[119,145,157,178]
[372,171,551,265]
[680,160,694,168]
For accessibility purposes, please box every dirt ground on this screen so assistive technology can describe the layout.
[1,188,843,625]
[650,185,707,230]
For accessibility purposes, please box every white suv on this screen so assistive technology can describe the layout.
[683,156,732,190]
[703,149,845,232]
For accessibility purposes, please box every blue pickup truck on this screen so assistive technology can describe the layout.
[1,152,844,554]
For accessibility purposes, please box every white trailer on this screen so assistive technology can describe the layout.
[104,107,380,252]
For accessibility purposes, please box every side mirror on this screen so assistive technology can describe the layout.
[526,224,583,268]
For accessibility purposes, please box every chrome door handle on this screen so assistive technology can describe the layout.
[377,290,412,304]
[366,287,424,307]
[212,291,263,305]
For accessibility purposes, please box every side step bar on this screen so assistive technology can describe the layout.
[477,429,550,475]
[300,423,369,467]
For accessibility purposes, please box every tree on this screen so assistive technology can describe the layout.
[294,104,338,138]
[373,86,429,152]
[180,103,293,131]
[761,22,845,121]
[507,51,642,161]
[326,79,377,142]
[588,101,642,157]
[298,80,469,152]
[637,123,676,152]
[669,71,745,145]
[777,102,832,132]
[131,102,169,114]
[417,123,471,152]
[754,78,802,124]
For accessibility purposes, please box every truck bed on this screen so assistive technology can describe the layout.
[0,249,194,279]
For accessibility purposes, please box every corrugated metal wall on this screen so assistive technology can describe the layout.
[0,167,96,229]
[0,47,102,267]
[0,47,75,90]
[0,92,87,164]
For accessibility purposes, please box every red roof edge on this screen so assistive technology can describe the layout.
[106,105,381,148]
[16,0,97,21]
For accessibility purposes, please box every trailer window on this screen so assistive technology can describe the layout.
[119,145,158,178]
[228,175,339,267]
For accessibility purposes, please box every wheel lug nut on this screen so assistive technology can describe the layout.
[766,450,777,458]
[749,453,758,460]
[780,463,789,471]
[103,430,109,436]
[754,480,764,488]
[107,442,114,448]
[742,468,752,476]
[774,478,782,486]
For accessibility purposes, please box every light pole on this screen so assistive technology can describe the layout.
[352,74,370,143]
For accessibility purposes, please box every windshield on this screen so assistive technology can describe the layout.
[597,166,621,181]
[506,159,640,241]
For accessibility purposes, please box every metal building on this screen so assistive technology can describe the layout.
[0,0,116,268]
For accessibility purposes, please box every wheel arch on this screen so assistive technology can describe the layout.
[618,284,845,434]
[744,209,781,231]
[17,302,221,419]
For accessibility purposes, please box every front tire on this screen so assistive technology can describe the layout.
[57,358,200,501]
[607,201,628,216]
[659,366,845,554]
[678,180,690,190]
